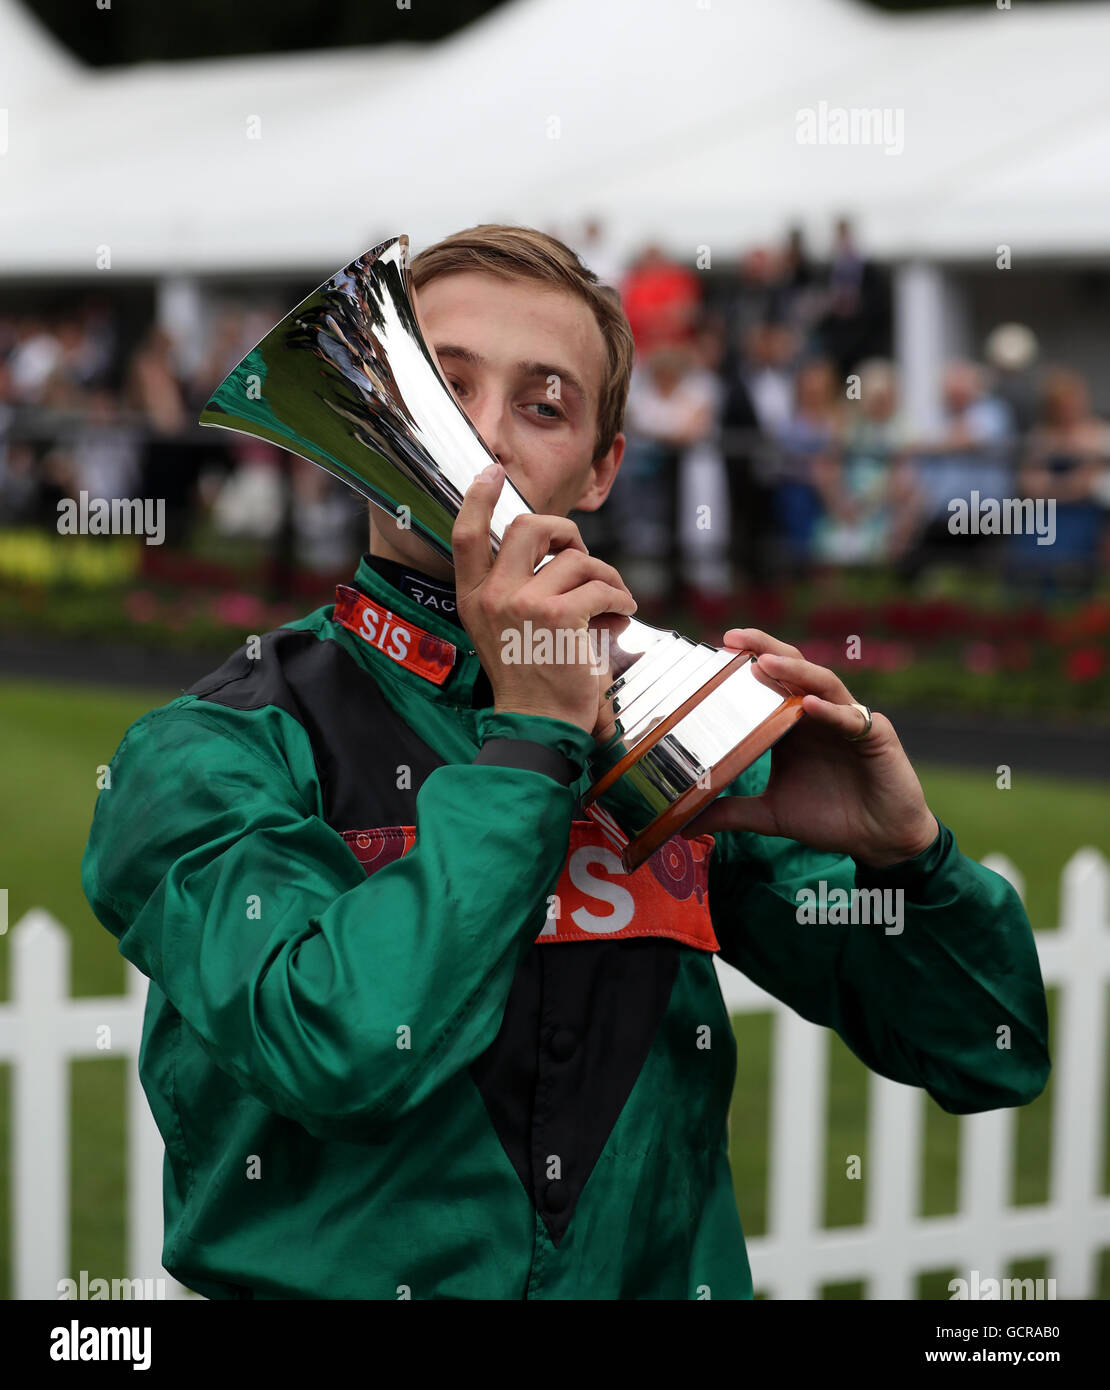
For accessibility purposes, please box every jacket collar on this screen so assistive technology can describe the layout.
[334,553,490,706]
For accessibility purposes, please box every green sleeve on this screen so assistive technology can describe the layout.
[706,757,1051,1114]
[81,699,592,1144]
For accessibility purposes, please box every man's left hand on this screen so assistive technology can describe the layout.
[681,628,938,869]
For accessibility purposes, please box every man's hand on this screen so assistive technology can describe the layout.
[454,463,636,735]
[683,628,938,869]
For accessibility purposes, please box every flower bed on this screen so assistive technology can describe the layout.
[1,529,1106,719]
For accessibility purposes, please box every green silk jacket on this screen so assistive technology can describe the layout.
[81,555,1051,1299]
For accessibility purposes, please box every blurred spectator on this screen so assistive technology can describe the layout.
[782,226,815,295]
[33,445,79,528]
[126,325,197,547]
[76,296,120,388]
[985,322,1040,436]
[777,225,829,339]
[43,319,102,407]
[578,216,625,290]
[811,360,920,564]
[1012,368,1110,594]
[210,440,286,541]
[720,321,798,586]
[901,360,1015,577]
[0,359,38,523]
[9,316,62,404]
[814,218,891,375]
[291,458,364,575]
[769,357,844,571]
[0,443,39,524]
[189,308,243,401]
[615,344,718,605]
[0,357,12,460]
[679,323,732,611]
[63,387,142,502]
[741,321,797,436]
[619,245,701,359]
[718,246,785,371]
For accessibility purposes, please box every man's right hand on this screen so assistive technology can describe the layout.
[453,463,637,735]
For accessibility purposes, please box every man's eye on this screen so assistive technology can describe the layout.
[526,402,563,419]
[446,378,465,397]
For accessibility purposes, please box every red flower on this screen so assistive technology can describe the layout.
[124,590,159,624]
[963,641,999,675]
[1065,646,1107,683]
[873,639,914,672]
[1000,640,1033,672]
[212,591,267,628]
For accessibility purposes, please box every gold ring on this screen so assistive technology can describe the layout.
[844,702,873,741]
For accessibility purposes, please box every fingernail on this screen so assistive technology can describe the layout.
[479,462,500,481]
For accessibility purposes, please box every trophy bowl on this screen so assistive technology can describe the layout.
[199,234,804,871]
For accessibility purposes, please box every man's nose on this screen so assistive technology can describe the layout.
[463,394,512,468]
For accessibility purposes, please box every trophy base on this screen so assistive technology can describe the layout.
[582,651,805,873]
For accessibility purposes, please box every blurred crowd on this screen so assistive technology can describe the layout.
[1,215,1108,606]
[0,300,364,576]
[580,217,1110,608]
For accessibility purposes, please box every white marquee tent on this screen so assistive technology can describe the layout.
[1,0,1109,277]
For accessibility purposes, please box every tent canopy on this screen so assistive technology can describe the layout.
[1,0,1108,275]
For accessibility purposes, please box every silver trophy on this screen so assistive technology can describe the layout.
[199,235,803,871]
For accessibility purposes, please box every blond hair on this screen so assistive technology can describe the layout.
[409,224,633,461]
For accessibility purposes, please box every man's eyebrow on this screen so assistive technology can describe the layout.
[433,343,484,367]
[433,344,589,404]
[517,360,588,404]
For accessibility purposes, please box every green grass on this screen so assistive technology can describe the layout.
[726,754,1110,1297]
[0,675,1107,1299]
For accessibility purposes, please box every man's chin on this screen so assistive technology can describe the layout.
[367,510,455,580]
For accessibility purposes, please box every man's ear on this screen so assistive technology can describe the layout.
[573,432,625,513]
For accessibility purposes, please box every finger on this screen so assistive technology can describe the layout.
[800,694,884,743]
[556,578,638,623]
[722,627,802,661]
[526,549,635,608]
[453,463,505,594]
[681,794,778,839]
[754,652,852,704]
[495,513,588,585]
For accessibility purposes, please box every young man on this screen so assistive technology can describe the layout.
[82,225,1050,1301]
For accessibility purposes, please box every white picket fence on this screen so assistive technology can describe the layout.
[1,849,1108,1300]
[716,849,1110,1298]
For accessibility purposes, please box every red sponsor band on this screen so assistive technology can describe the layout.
[342,819,719,953]
[334,585,456,685]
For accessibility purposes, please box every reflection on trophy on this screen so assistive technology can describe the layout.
[199,235,804,871]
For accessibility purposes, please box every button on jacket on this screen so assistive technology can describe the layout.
[81,555,1051,1299]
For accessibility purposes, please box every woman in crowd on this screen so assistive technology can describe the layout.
[769,356,844,572]
[810,359,921,566]
[1015,367,1110,595]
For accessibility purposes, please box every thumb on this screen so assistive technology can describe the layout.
[681,793,777,839]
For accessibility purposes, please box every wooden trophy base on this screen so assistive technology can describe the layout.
[583,650,805,873]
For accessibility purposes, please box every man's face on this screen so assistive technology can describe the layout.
[414,270,623,518]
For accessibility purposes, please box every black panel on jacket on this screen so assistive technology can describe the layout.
[187,627,447,828]
[470,939,681,1246]
[187,623,681,1247]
